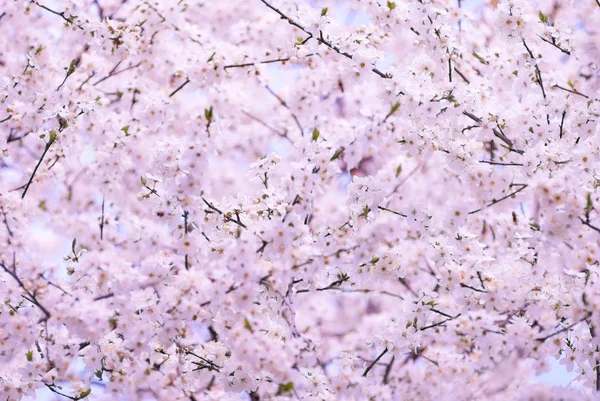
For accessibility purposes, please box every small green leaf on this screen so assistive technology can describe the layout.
[387,1,396,9]
[370,256,380,264]
[312,127,320,141]
[330,147,344,161]
[320,7,328,16]
[243,318,253,332]
[140,175,147,187]
[567,80,575,89]
[207,52,216,63]
[390,101,400,114]
[472,51,488,65]
[67,59,77,76]
[395,164,402,177]
[26,350,33,361]
[204,106,213,121]
[538,11,548,24]
[109,317,118,330]
[94,369,103,379]
[35,44,44,55]
[279,382,294,393]
[79,389,92,399]
[121,125,130,136]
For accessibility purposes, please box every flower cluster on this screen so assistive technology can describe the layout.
[1,0,600,400]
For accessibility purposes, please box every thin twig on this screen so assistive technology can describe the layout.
[93,61,142,86]
[537,35,571,55]
[454,67,470,84]
[362,347,388,377]
[522,39,546,99]
[99,195,105,240]
[377,206,407,217]
[202,197,247,229]
[21,136,56,199]
[479,160,523,166]
[469,183,528,214]
[552,84,589,99]
[224,54,314,69]
[169,78,190,98]
[535,312,592,342]
[259,0,391,79]
[265,85,304,136]
[1,260,51,322]
[462,111,523,154]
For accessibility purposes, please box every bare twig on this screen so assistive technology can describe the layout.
[463,111,524,154]
[265,85,304,136]
[259,0,391,79]
[552,84,589,99]
[469,183,528,214]
[1,259,51,322]
[362,347,388,377]
[522,39,546,99]
[202,197,247,229]
[535,312,592,342]
[21,136,57,199]
[169,78,190,98]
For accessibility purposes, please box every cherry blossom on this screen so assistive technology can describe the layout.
[1,0,600,400]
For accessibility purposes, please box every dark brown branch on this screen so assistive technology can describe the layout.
[224,54,314,69]
[581,217,600,234]
[44,383,79,400]
[537,35,571,55]
[1,260,51,322]
[454,67,470,84]
[522,39,546,99]
[34,2,78,26]
[169,78,190,98]
[1,206,13,238]
[469,183,528,214]
[462,111,523,154]
[382,355,395,384]
[99,195,105,240]
[420,314,461,331]
[460,283,487,293]
[535,312,592,342]
[93,61,142,86]
[479,160,523,166]
[265,85,304,136]
[94,292,115,301]
[202,197,247,229]
[377,206,407,217]
[21,136,56,199]
[259,0,391,79]
[552,84,589,99]
[362,347,388,377]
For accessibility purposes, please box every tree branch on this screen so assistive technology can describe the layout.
[362,347,388,377]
